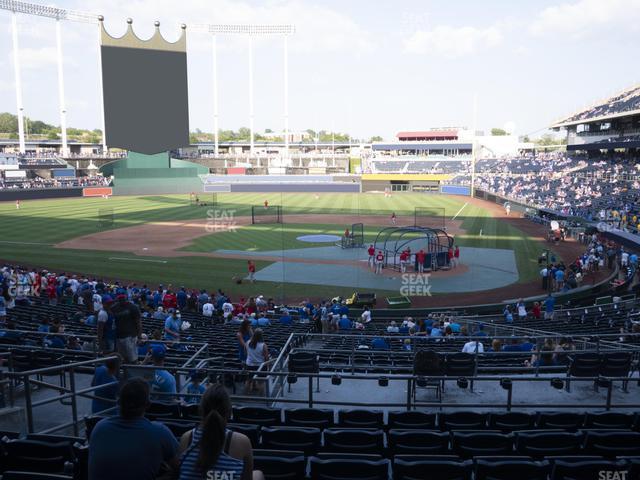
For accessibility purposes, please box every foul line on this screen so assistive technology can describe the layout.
[451,202,468,220]
[108,257,168,264]
[0,240,53,246]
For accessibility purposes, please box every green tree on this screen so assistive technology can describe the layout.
[369,135,383,142]
[47,131,59,140]
[491,128,507,136]
[0,112,18,133]
[237,127,251,141]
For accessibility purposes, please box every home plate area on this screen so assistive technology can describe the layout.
[215,246,519,293]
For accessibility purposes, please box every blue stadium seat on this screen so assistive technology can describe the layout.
[260,426,321,455]
[284,408,334,429]
[309,455,389,480]
[388,430,449,456]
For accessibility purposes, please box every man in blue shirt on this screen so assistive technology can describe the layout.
[544,294,555,320]
[149,345,176,401]
[279,311,292,325]
[88,378,179,480]
[91,355,121,414]
[176,287,187,311]
[163,310,182,342]
[338,315,352,330]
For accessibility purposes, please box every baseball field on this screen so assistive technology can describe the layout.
[0,192,562,305]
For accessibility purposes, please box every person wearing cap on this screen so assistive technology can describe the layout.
[150,345,177,401]
[88,378,179,480]
[111,293,142,364]
[97,295,116,353]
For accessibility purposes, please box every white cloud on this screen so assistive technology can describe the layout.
[83,0,373,55]
[530,0,640,37]
[403,24,503,57]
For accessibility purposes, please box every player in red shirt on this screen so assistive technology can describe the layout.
[416,249,426,273]
[15,200,20,210]
[453,245,460,268]
[391,212,397,225]
[447,247,454,268]
[248,260,256,283]
[367,245,375,269]
[375,250,385,274]
[399,249,409,273]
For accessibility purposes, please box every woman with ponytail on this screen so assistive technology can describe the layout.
[178,384,263,480]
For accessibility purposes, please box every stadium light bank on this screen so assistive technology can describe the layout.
[190,23,296,159]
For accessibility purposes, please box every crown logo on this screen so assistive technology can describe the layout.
[100,17,186,53]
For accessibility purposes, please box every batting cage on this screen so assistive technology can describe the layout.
[98,208,114,228]
[341,222,364,249]
[374,226,453,271]
[414,207,446,230]
[251,205,283,224]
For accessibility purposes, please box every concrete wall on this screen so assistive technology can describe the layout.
[0,187,83,202]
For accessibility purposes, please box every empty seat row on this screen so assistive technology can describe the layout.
[227,407,640,432]
[252,451,640,480]
[254,427,640,458]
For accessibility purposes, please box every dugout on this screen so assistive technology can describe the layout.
[374,226,453,271]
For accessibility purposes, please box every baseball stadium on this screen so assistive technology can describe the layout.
[0,1,639,480]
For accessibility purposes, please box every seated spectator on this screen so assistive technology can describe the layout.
[448,318,461,333]
[89,378,179,480]
[462,339,484,353]
[488,338,502,352]
[37,317,50,333]
[44,324,66,349]
[371,337,389,350]
[250,313,269,327]
[526,338,556,367]
[178,384,264,480]
[137,333,150,357]
[502,337,522,352]
[430,321,443,337]
[149,345,177,402]
[152,307,165,320]
[279,311,292,325]
[386,320,399,333]
[184,370,207,405]
[67,335,82,350]
[473,323,488,336]
[91,354,121,415]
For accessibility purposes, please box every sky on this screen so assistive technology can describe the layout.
[0,0,639,141]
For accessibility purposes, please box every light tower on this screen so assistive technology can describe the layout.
[0,0,100,155]
[191,23,295,158]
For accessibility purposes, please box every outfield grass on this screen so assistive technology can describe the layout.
[0,193,553,301]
